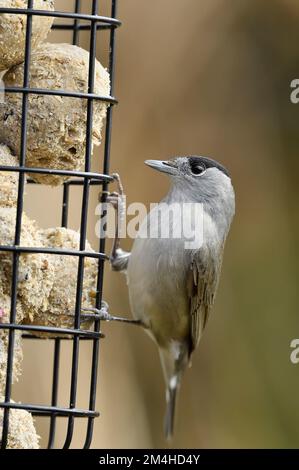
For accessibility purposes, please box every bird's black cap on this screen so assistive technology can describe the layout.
[188,156,230,177]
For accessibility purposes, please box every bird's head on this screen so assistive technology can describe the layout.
[145,156,233,200]
[145,156,235,233]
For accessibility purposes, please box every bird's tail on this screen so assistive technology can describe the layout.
[164,379,179,440]
[159,345,188,440]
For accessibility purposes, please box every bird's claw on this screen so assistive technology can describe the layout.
[111,173,124,196]
[82,301,144,327]
[105,192,121,211]
[82,301,112,322]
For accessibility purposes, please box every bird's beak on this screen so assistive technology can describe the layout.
[145,160,178,176]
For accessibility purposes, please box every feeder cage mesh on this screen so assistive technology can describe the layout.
[0,0,120,449]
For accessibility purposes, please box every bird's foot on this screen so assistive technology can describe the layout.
[82,301,144,327]
[101,173,130,272]
[105,191,121,210]
[110,247,130,272]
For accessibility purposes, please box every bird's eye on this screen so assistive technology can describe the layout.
[191,164,206,176]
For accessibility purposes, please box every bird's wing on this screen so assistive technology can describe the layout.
[187,249,221,354]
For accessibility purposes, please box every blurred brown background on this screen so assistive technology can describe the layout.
[13,0,299,448]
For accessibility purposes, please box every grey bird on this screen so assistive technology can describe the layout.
[86,156,235,439]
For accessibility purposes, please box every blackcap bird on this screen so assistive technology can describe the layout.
[85,156,235,439]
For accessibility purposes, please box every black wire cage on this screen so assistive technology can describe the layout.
[0,0,120,449]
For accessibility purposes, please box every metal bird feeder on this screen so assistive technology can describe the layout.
[0,0,120,449]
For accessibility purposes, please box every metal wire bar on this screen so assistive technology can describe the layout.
[0,402,100,418]
[0,166,113,181]
[28,178,105,186]
[0,324,104,339]
[0,246,109,261]
[62,185,70,227]
[84,0,119,450]
[72,0,81,46]
[47,339,61,449]
[21,335,104,341]
[0,8,121,27]
[53,24,112,31]
[2,87,117,103]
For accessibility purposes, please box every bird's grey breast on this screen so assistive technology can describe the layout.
[126,201,210,345]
